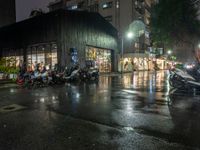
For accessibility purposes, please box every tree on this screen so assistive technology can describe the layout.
[150,0,200,61]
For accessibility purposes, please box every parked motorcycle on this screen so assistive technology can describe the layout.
[16,72,33,88]
[48,70,64,85]
[64,65,80,82]
[79,67,99,81]
[86,67,99,81]
[185,62,200,82]
[79,68,88,81]
[30,70,49,88]
[169,68,200,92]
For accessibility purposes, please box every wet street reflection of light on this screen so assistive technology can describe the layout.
[51,96,58,104]
[20,71,171,133]
[120,71,170,108]
[132,74,137,88]
[75,93,80,99]
[2,70,200,150]
[52,96,56,100]
[40,98,45,103]
[10,88,15,93]
[123,75,132,88]
[125,100,134,115]
[122,89,137,95]
[166,72,171,95]
[149,76,153,94]
[98,77,111,89]
[123,127,134,132]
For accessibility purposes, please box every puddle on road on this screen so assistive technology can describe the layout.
[0,104,27,113]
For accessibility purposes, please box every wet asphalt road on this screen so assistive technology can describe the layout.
[0,71,200,150]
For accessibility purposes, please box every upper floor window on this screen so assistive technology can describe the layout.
[71,5,78,10]
[102,2,113,9]
[116,1,119,8]
[67,5,78,10]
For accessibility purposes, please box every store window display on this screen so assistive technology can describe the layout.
[119,57,150,72]
[1,44,58,71]
[27,44,58,70]
[1,48,24,67]
[85,46,112,73]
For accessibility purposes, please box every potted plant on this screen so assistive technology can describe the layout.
[7,67,19,80]
[0,58,7,80]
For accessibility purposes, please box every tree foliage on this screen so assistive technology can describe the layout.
[150,0,200,46]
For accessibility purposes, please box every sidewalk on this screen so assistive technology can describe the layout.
[0,79,15,84]
[0,79,18,89]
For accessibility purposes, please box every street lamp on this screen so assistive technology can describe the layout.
[127,32,134,39]
[167,50,173,64]
[121,32,134,74]
[198,44,200,49]
[167,50,172,55]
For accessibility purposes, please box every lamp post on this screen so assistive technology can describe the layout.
[120,32,134,74]
[167,50,172,55]
[167,50,172,61]
[121,37,124,74]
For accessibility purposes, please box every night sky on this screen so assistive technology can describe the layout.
[16,0,55,22]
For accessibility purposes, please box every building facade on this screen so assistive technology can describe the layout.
[49,0,155,32]
[48,0,164,71]
[0,0,16,28]
[0,10,118,73]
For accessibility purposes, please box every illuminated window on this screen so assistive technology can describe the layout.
[139,30,144,36]
[27,47,32,66]
[1,48,24,67]
[52,44,58,69]
[32,47,37,65]
[37,46,45,64]
[135,43,139,49]
[116,1,119,8]
[71,5,78,10]
[102,2,113,9]
[86,46,112,72]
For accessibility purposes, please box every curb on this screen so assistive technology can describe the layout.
[0,83,18,89]
[0,79,16,85]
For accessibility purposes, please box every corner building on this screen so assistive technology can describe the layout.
[49,0,164,71]
[0,9,118,73]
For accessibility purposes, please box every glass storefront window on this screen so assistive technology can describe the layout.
[52,44,58,69]
[119,56,167,72]
[37,46,45,64]
[86,46,112,73]
[15,49,24,67]
[119,57,150,72]
[45,45,52,67]
[27,44,57,70]
[16,56,23,67]
[1,44,58,71]
[31,47,37,65]
[27,47,32,67]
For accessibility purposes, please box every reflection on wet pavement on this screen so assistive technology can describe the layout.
[1,70,200,149]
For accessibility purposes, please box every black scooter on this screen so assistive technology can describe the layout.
[169,68,200,92]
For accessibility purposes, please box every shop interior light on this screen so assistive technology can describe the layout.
[102,4,108,8]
